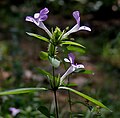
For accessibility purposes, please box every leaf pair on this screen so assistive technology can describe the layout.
[0,87,112,112]
[26,32,85,49]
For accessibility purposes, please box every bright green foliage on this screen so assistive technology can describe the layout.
[26,32,49,42]
[67,45,85,54]
[39,51,48,60]
[79,70,94,74]
[62,41,85,48]
[51,27,64,45]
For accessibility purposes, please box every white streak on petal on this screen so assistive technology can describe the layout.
[79,26,91,31]
[68,53,75,64]
[62,24,79,38]
[26,16,39,26]
[60,66,74,85]
[38,22,52,37]
[26,16,34,22]
[34,13,40,19]
[76,64,85,69]
[64,58,70,63]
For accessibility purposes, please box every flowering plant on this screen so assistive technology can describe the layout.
[0,7,111,117]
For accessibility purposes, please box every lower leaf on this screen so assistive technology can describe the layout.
[59,86,112,112]
[0,88,48,96]
[38,106,50,118]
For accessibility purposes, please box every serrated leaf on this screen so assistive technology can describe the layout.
[49,56,60,68]
[62,41,85,48]
[59,86,112,112]
[38,106,50,118]
[67,45,85,54]
[26,32,49,42]
[39,51,48,60]
[0,88,48,96]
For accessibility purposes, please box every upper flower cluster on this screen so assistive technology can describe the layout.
[25,8,91,39]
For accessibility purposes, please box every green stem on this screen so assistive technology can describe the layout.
[54,90,59,118]
[52,66,59,118]
[52,66,56,88]
[51,45,59,118]
[67,76,72,117]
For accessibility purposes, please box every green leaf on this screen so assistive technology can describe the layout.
[36,68,52,78]
[49,56,60,68]
[26,32,49,42]
[39,51,48,60]
[38,106,50,118]
[0,88,48,96]
[59,86,112,112]
[52,27,62,41]
[61,41,85,48]
[77,69,94,74]
[72,113,84,117]
[64,83,78,87]
[67,45,85,54]
[81,70,94,75]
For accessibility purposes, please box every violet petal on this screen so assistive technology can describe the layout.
[68,53,75,64]
[73,11,80,25]
[39,15,48,21]
[60,66,75,84]
[40,8,49,16]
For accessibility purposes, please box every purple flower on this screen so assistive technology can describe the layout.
[26,8,52,37]
[9,107,20,116]
[34,7,49,21]
[60,53,84,84]
[62,11,91,38]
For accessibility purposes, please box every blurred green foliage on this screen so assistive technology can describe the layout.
[102,32,120,67]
